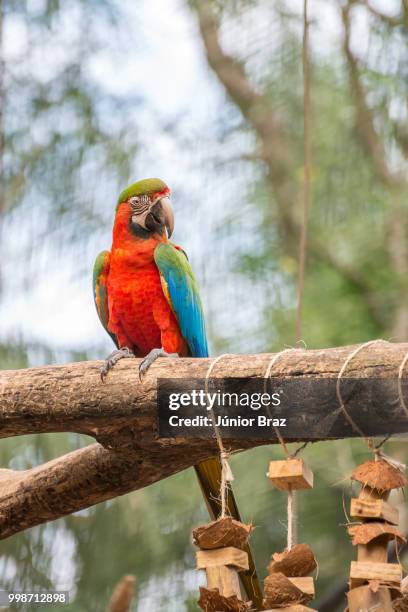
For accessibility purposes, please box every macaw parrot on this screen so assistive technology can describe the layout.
[93,177,206,378]
[93,178,262,606]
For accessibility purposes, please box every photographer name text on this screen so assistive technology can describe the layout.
[168,414,286,427]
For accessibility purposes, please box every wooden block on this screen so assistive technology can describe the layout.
[287,577,315,597]
[350,497,399,524]
[357,538,388,564]
[349,561,402,589]
[196,547,249,571]
[347,584,393,612]
[268,459,313,491]
[205,565,243,599]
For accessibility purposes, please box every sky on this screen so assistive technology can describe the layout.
[0,0,402,358]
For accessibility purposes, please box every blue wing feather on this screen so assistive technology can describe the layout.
[154,243,209,358]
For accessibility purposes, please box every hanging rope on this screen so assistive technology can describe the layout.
[295,0,312,344]
[264,348,297,457]
[205,354,234,518]
[283,0,312,550]
[287,488,296,550]
[398,347,408,417]
[335,339,388,450]
[335,338,404,463]
[263,0,312,549]
[264,349,310,549]
[264,349,296,548]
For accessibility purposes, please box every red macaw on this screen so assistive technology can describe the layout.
[93,177,208,378]
[93,178,261,606]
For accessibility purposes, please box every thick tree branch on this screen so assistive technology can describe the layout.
[342,1,408,339]
[1,345,408,538]
[342,2,403,186]
[192,2,296,240]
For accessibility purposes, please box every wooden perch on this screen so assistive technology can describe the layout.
[1,343,408,539]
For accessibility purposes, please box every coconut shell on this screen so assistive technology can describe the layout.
[351,460,407,492]
[197,587,252,611]
[267,544,317,577]
[193,518,253,551]
[393,595,408,612]
[367,580,401,597]
[263,573,312,607]
[348,522,406,546]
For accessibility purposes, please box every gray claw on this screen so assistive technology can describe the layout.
[139,348,179,381]
[100,347,134,382]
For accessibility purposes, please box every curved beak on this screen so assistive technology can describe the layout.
[160,196,174,238]
[150,196,174,238]
[140,196,174,237]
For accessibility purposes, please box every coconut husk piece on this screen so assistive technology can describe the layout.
[267,544,317,577]
[367,579,401,596]
[368,580,401,599]
[392,578,408,610]
[348,522,406,546]
[367,583,401,599]
[351,460,407,492]
[263,573,313,608]
[394,597,408,611]
[393,594,408,612]
[193,518,253,551]
[197,587,252,611]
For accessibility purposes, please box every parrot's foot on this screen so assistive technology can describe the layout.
[100,347,135,382]
[139,348,179,380]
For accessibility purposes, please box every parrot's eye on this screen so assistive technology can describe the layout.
[130,195,150,213]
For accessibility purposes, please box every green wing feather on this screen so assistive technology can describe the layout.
[93,251,118,347]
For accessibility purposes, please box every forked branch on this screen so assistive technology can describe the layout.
[1,344,408,538]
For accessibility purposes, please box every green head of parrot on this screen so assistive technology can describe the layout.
[116,178,174,238]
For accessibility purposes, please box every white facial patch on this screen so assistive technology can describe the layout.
[130,195,151,228]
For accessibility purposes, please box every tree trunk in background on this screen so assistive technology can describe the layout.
[191,0,408,340]
[342,0,408,340]
[387,207,408,340]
